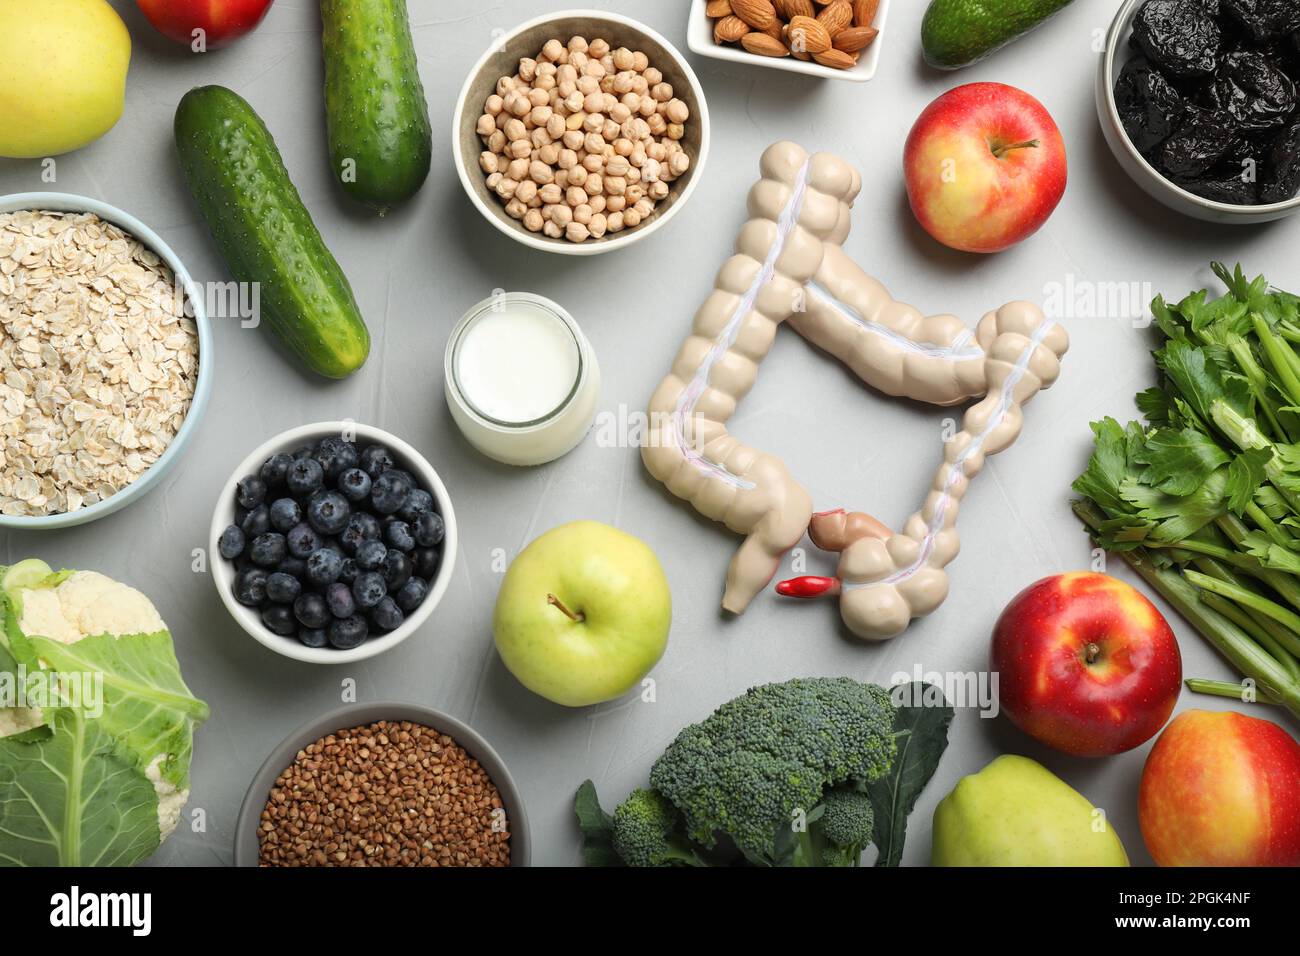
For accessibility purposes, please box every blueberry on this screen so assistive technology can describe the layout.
[234,568,268,607]
[218,524,246,560]
[292,444,314,460]
[370,471,410,515]
[359,444,395,478]
[306,490,351,536]
[260,453,294,489]
[276,556,307,578]
[395,576,429,613]
[355,539,388,571]
[339,521,368,556]
[241,504,271,538]
[236,474,268,509]
[286,523,322,559]
[326,582,356,619]
[269,497,302,533]
[337,467,372,503]
[328,615,369,650]
[381,549,412,590]
[249,532,287,567]
[265,572,301,604]
[351,512,382,541]
[352,571,386,610]
[413,512,445,548]
[306,547,344,587]
[397,489,434,523]
[297,628,328,649]
[294,592,330,629]
[385,520,415,552]
[370,596,405,633]
[339,558,360,585]
[313,437,359,482]
[262,604,297,637]
[387,469,416,487]
[286,457,325,497]
[412,547,441,580]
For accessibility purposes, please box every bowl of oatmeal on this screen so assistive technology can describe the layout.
[0,193,210,529]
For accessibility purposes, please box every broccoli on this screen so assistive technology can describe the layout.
[611,788,704,867]
[816,787,875,867]
[646,677,898,865]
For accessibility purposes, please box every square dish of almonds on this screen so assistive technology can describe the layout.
[0,210,200,519]
[687,0,889,82]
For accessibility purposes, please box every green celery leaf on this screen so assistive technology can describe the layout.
[1135,387,1172,425]
[0,708,159,867]
[1134,427,1230,495]
[1240,532,1300,573]
[1226,448,1273,515]
[869,683,954,868]
[1121,468,1228,543]
[1072,418,1144,515]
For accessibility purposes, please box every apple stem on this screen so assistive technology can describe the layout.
[1085,642,1102,664]
[991,138,1040,159]
[547,593,584,623]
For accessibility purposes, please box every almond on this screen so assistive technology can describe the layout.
[833,24,878,52]
[786,15,832,54]
[731,0,778,30]
[741,31,790,56]
[775,0,816,19]
[764,20,784,40]
[813,47,857,69]
[853,0,879,27]
[706,0,733,16]
[714,14,751,42]
[816,0,853,35]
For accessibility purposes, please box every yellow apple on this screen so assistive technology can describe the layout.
[0,0,131,158]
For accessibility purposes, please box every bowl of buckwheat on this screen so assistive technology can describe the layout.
[453,10,711,255]
[0,193,211,529]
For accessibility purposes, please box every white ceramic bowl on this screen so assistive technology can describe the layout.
[687,0,891,83]
[209,422,457,664]
[452,9,711,256]
[0,193,213,529]
[1097,0,1300,224]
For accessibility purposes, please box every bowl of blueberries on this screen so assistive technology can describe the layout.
[210,422,457,663]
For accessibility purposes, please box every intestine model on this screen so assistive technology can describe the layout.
[641,141,1068,641]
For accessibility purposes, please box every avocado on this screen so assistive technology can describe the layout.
[922,0,1076,70]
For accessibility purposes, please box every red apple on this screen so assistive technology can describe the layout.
[1141,710,1300,867]
[991,572,1182,758]
[136,0,274,50]
[904,82,1067,254]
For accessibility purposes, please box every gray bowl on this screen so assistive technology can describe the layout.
[1097,0,1300,224]
[234,702,531,867]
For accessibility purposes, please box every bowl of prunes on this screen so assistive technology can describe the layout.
[210,422,457,664]
[1099,0,1300,222]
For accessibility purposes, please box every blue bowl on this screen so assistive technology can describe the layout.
[0,193,212,530]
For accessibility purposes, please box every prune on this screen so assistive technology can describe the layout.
[1204,51,1297,130]
[1153,108,1240,176]
[1260,116,1300,201]
[1177,168,1261,203]
[1133,0,1223,77]
[1116,55,1189,151]
[1224,0,1300,43]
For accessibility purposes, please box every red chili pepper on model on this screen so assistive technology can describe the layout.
[775,576,842,599]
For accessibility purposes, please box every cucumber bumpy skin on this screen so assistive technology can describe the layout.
[174,86,369,379]
[921,0,1075,70]
[321,0,432,214]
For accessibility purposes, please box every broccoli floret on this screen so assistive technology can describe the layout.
[816,787,875,866]
[612,788,704,867]
[648,677,897,864]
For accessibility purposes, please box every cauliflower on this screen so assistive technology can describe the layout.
[0,559,208,866]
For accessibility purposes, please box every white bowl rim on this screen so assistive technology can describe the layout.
[1101,0,1300,217]
[209,422,458,665]
[0,192,213,529]
[452,8,712,257]
[686,0,890,83]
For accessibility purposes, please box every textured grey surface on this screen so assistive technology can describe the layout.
[0,0,1294,867]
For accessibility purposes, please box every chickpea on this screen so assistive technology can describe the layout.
[666,99,690,124]
[606,194,627,213]
[646,113,667,137]
[589,213,608,238]
[546,114,566,139]
[527,159,553,184]
[608,211,625,232]
[562,90,584,114]
[670,152,690,177]
[635,198,654,218]
[573,203,593,225]
[538,143,561,166]
[568,35,588,53]
[653,82,675,102]
[648,180,669,201]
[496,76,516,97]
[644,67,663,86]
[543,220,563,239]
[602,118,621,141]
[528,87,549,108]
[503,117,527,142]
[507,157,529,181]
[539,183,563,204]
[589,37,611,58]
[583,152,605,173]
[613,47,636,71]
[541,39,565,62]
[566,185,589,206]
[505,198,527,220]
[495,177,519,199]
[600,74,617,95]
[549,203,574,226]
[557,77,577,99]
[587,173,603,196]
[647,142,666,163]
[568,165,588,187]
[569,50,588,71]
[631,75,649,95]
[667,123,684,141]
[632,51,649,72]
[530,127,551,149]
[557,63,578,85]
[614,137,634,157]
[627,183,646,202]
[638,96,657,118]
[519,58,538,82]
[537,61,557,77]
[582,112,605,133]
[536,73,556,93]
[565,111,586,132]
[561,130,584,151]
[589,194,607,213]
[479,152,499,174]
[582,91,604,114]
[609,103,631,124]
[585,60,607,80]
[524,208,544,232]
[516,179,538,203]
[476,114,497,137]
[557,148,578,170]
[509,139,531,159]
[577,74,599,95]
[566,221,590,242]
[623,208,642,228]
[485,93,504,116]
[613,71,635,95]
[603,175,627,195]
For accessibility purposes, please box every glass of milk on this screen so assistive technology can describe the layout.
[444,292,601,466]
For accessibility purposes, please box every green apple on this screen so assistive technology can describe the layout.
[932,755,1129,866]
[0,0,131,158]
[493,521,671,707]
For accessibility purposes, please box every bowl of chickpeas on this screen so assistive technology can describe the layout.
[453,10,711,255]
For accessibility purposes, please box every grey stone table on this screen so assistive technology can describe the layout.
[1,0,1292,867]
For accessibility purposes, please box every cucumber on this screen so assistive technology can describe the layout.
[321,0,432,213]
[174,86,369,379]
[921,0,1075,70]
